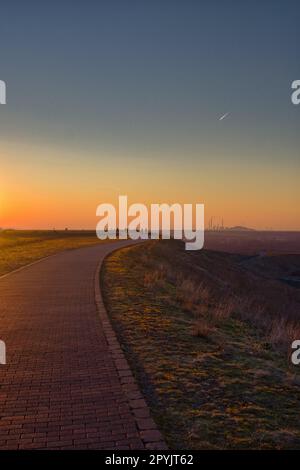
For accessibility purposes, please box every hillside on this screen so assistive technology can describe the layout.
[102,239,300,449]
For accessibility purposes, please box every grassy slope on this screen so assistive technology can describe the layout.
[0,230,103,276]
[102,240,300,450]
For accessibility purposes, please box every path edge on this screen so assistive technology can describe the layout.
[94,245,168,450]
[0,254,57,280]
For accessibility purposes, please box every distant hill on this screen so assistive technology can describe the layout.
[227,226,255,231]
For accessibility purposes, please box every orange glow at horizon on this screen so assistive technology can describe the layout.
[1,142,299,231]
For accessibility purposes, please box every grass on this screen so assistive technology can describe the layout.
[0,229,104,276]
[102,239,300,449]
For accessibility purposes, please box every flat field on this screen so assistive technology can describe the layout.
[0,230,102,276]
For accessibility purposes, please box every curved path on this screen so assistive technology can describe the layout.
[0,241,165,450]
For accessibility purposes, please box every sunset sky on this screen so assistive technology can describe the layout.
[1,1,299,230]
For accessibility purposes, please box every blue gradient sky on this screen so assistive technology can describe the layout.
[1,0,299,229]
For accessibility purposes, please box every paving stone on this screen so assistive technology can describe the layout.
[0,243,153,449]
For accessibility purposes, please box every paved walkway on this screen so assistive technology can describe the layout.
[0,241,165,450]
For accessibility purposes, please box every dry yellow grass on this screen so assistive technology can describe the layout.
[0,229,104,276]
[102,239,300,449]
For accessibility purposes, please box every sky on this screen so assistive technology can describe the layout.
[0,0,299,230]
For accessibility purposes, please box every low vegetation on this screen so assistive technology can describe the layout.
[0,229,102,276]
[102,240,300,449]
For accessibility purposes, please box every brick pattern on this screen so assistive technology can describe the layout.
[0,242,166,450]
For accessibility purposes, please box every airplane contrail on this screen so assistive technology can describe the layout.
[219,112,230,121]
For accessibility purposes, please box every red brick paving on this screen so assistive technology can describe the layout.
[0,242,166,450]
